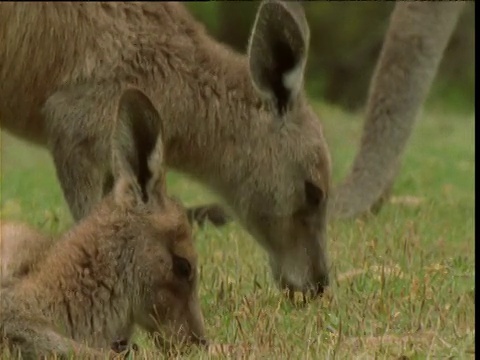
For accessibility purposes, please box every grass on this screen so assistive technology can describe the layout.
[0,102,475,359]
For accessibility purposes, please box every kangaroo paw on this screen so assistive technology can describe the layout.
[187,204,231,227]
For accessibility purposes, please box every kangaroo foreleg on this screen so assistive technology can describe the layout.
[186,203,231,227]
[42,84,120,222]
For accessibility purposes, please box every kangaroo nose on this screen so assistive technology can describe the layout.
[198,338,209,347]
[313,281,326,297]
[279,277,329,302]
[312,273,329,297]
[191,334,209,348]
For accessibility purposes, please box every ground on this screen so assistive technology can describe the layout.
[0,102,475,359]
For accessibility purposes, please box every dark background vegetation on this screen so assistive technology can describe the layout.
[187,2,475,114]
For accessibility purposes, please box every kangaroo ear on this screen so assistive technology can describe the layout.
[112,88,167,209]
[248,0,310,115]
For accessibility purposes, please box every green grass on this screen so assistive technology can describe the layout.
[0,103,475,359]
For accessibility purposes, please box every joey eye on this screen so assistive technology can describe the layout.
[304,181,324,208]
[172,255,192,280]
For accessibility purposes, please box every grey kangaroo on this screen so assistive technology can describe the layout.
[0,89,206,359]
[0,2,465,297]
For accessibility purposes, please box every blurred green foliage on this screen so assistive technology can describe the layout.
[186,2,474,114]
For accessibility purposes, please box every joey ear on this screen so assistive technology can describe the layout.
[112,88,167,209]
[248,0,310,115]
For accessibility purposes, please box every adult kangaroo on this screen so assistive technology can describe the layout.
[0,2,465,297]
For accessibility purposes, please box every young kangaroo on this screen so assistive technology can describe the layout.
[0,88,207,359]
[0,2,465,297]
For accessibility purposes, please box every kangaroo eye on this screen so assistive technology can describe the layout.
[304,181,324,208]
[172,255,192,280]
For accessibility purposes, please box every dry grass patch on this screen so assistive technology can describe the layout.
[1,105,474,359]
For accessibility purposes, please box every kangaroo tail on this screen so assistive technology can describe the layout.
[330,2,466,220]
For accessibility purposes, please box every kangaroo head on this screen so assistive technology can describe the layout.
[111,88,207,349]
[236,0,331,297]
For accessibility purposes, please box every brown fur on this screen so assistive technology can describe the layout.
[0,89,206,359]
[0,221,55,286]
[0,2,465,296]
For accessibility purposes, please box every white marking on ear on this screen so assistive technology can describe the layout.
[282,61,305,97]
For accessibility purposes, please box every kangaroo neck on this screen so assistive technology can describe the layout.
[155,33,269,200]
